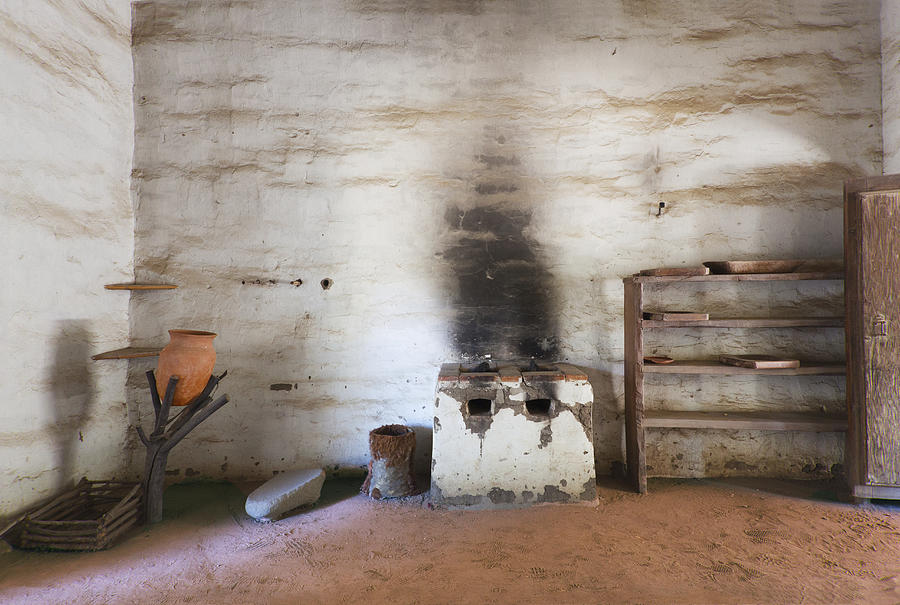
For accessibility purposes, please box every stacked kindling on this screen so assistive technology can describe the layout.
[14,478,142,551]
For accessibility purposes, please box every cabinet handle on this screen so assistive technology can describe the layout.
[873,315,888,337]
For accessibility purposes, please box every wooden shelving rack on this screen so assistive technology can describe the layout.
[92,283,176,361]
[623,271,846,494]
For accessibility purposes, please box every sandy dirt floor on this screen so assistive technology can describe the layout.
[1,477,899,604]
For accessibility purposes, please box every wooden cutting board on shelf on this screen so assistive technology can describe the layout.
[643,311,709,321]
[702,259,842,275]
[638,266,710,277]
[718,354,800,369]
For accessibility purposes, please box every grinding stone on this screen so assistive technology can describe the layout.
[245,468,325,521]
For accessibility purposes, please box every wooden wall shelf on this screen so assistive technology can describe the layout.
[632,272,843,284]
[94,283,173,360]
[91,347,162,361]
[643,410,847,432]
[642,360,846,376]
[623,270,846,494]
[105,283,177,290]
[641,317,844,329]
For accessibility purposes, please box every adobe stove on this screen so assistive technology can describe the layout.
[431,361,596,509]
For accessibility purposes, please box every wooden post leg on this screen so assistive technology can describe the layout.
[137,372,230,524]
[624,278,646,493]
[143,374,178,524]
[143,442,169,524]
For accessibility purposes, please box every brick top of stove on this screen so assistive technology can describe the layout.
[437,362,588,383]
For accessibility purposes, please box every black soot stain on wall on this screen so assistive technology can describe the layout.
[441,138,558,360]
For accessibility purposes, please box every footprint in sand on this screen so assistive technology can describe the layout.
[744,528,783,544]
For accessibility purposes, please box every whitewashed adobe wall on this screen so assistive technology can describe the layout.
[130,1,881,482]
[0,2,135,517]
[883,0,900,173]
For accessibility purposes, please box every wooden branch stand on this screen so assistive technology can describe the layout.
[137,370,230,524]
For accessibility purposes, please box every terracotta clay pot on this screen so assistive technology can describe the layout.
[156,330,217,406]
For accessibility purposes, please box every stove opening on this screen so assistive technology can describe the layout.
[525,398,552,416]
[467,398,492,416]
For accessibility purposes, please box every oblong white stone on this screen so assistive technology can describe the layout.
[245,468,325,521]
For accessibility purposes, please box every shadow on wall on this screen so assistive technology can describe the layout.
[441,124,559,361]
[581,365,622,477]
[407,423,433,479]
[50,320,96,491]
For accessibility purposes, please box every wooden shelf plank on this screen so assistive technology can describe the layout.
[643,410,847,432]
[105,283,177,290]
[629,272,843,284]
[853,484,900,500]
[642,360,846,375]
[642,317,844,329]
[91,347,162,361]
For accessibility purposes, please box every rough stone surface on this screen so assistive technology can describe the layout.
[245,468,325,521]
[128,1,882,481]
[0,1,135,518]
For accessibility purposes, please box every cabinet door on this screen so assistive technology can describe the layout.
[859,191,900,485]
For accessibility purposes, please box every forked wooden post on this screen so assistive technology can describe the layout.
[137,370,229,523]
[623,277,646,494]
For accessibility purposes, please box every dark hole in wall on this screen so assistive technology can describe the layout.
[526,398,552,416]
[467,398,492,416]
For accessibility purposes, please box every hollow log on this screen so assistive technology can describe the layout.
[361,424,416,499]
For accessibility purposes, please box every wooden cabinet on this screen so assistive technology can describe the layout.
[623,271,847,494]
[845,175,900,501]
